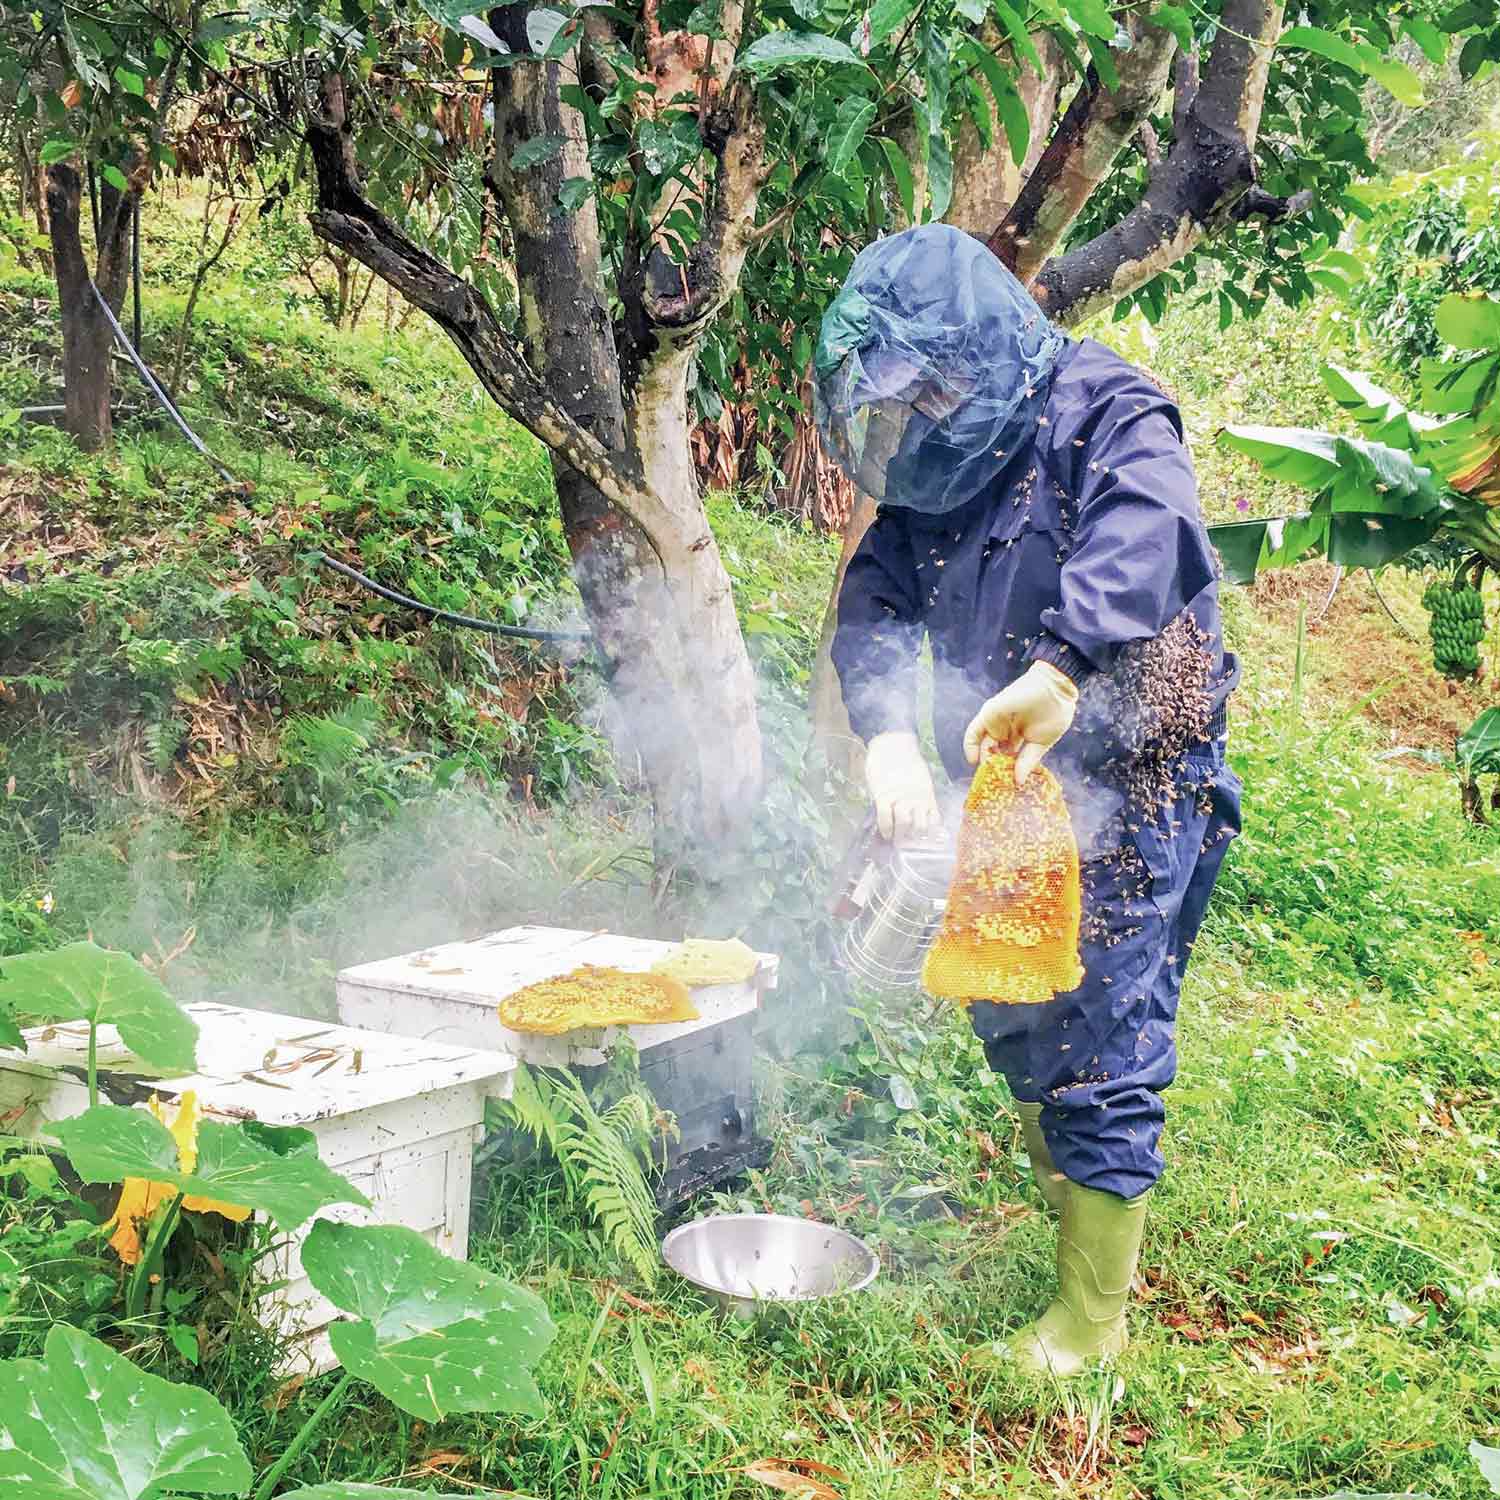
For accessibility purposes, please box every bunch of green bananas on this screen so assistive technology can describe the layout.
[1423,581,1486,679]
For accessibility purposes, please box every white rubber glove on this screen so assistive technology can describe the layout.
[962,660,1079,784]
[864,731,940,844]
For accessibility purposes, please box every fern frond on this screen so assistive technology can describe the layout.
[542,1066,661,1286]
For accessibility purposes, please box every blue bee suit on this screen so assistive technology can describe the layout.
[822,227,1242,1201]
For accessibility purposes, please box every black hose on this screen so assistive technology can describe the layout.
[89,279,239,484]
[87,276,591,647]
[313,552,590,643]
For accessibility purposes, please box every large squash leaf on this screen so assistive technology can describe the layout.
[50,1105,367,1227]
[0,1000,22,1052]
[301,1220,556,1422]
[0,942,197,1072]
[0,1324,252,1500]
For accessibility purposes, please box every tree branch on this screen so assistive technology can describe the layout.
[305,72,675,556]
[1025,0,1285,326]
[1171,46,1198,143]
[1137,119,1163,169]
[1230,186,1315,222]
[636,76,767,339]
[987,14,1179,281]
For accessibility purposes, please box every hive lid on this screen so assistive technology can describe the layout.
[336,926,779,1059]
[339,926,779,1004]
[1,1001,517,1126]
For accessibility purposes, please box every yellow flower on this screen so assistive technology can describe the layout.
[103,1091,251,1266]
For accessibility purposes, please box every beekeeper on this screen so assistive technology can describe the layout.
[816,224,1241,1377]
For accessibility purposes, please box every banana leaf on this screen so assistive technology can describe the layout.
[1208,511,1440,585]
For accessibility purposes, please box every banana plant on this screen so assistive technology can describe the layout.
[1208,291,1500,584]
[1209,291,1500,822]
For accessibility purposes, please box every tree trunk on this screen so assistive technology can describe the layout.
[486,13,761,846]
[948,29,1062,238]
[807,489,877,779]
[44,163,136,451]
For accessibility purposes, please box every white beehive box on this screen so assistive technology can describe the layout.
[0,1001,516,1373]
[336,925,778,1067]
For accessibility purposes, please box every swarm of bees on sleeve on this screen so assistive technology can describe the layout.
[922,751,1084,1004]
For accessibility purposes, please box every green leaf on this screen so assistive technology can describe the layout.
[0,1324,252,1500]
[876,136,915,222]
[301,1221,556,1421]
[1457,33,1490,81]
[1219,427,1443,515]
[420,0,508,55]
[557,176,594,210]
[991,0,1042,74]
[1277,25,1365,73]
[1457,710,1500,778]
[112,67,145,97]
[1356,44,1426,105]
[1148,4,1194,53]
[50,1106,368,1228]
[737,33,866,75]
[1081,31,1121,90]
[1435,292,1500,352]
[167,1321,199,1364]
[0,943,197,1074]
[0,1012,24,1051]
[1208,512,1438,584]
[100,164,128,192]
[825,95,877,174]
[866,0,919,47]
[40,139,77,165]
[1062,0,1116,41]
[1322,365,1437,450]
[926,131,952,222]
[637,118,700,175]
[921,25,950,125]
[1400,16,1447,67]
[526,7,569,53]
[963,40,1029,166]
[510,134,568,171]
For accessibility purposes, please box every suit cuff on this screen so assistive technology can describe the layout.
[1026,632,1095,688]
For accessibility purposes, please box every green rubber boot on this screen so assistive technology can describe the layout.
[1012,1181,1150,1377]
[1015,1102,1068,1214]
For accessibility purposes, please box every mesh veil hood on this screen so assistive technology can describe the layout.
[813,225,1066,515]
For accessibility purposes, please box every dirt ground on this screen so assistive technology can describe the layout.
[1247,564,1492,759]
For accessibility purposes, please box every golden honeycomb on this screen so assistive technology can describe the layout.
[498,965,700,1035]
[650,937,759,987]
[922,751,1084,1004]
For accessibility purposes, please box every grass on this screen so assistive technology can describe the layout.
[3,194,1500,1497]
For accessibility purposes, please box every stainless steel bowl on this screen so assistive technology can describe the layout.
[661,1213,879,1316]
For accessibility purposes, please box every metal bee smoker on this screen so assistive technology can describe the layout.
[832,814,956,990]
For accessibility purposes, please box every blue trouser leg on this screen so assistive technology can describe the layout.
[967,747,1242,1199]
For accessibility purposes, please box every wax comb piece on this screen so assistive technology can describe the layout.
[499,965,700,1035]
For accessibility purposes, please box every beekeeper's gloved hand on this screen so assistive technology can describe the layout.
[963,661,1079,785]
[865,731,940,844]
